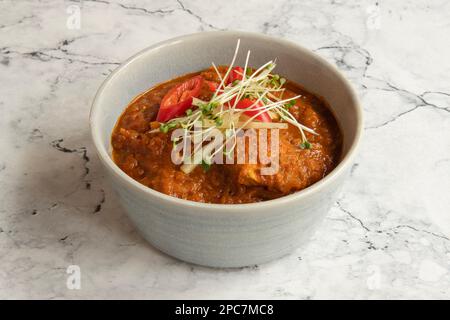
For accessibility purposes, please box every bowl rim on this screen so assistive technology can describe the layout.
[90,30,363,210]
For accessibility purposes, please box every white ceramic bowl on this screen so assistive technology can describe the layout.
[90,31,363,268]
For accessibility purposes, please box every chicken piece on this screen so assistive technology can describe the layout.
[225,125,333,195]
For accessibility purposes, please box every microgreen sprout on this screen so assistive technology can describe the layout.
[266,62,275,70]
[201,159,211,171]
[201,103,213,115]
[160,121,177,133]
[284,99,296,109]
[299,141,312,149]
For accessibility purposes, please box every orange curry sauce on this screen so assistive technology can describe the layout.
[111,67,342,203]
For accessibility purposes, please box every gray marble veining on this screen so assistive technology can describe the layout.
[0,0,449,299]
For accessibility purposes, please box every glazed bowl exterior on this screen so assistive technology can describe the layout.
[90,31,363,267]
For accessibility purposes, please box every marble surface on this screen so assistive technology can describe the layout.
[1,0,449,299]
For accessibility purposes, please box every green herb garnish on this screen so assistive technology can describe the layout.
[270,74,281,87]
[299,141,312,149]
[201,101,219,115]
[266,63,275,70]
[201,159,211,171]
[285,99,296,109]
[159,124,169,133]
[159,121,177,133]
[201,103,213,115]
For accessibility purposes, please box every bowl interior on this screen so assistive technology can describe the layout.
[91,31,361,197]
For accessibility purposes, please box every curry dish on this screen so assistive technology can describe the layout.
[112,62,342,204]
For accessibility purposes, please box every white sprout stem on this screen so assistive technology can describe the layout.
[210,60,276,107]
[211,62,224,83]
[211,39,241,100]
[232,49,252,109]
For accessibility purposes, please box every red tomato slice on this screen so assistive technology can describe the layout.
[229,97,272,122]
[156,75,204,122]
[226,66,244,85]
